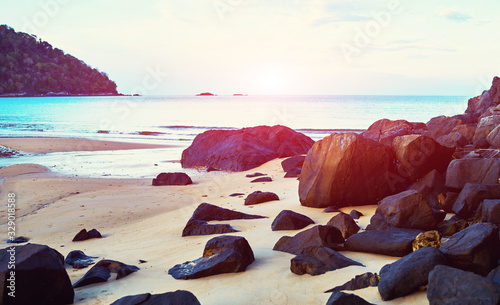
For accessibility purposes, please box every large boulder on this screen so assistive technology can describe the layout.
[271,210,315,231]
[182,203,266,237]
[475,199,500,226]
[110,290,201,305]
[440,223,500,276]
[436,132,468,148]
[273,225,344,255]
[452,183,500,219]
[345,228,422,257]
[73,260,139,288]
[370,190,437,231]
[465,76,500,120]
[451,124,476,143]
[486,124,500,148]
[425,116,463,141]
[378,247,447,301]
[409,169,446,209]
[152,172,192,186]
[326,212,360,239]
[299,133,397,208]
[361,118,426,146]
[290,246,363,276]
[391,134,454,181]
[427,265,500,305]
[473,115,500,143]
[181,125,315,171]
[445,158,500,191]
[0,244,74,305]
[168,235,254,279]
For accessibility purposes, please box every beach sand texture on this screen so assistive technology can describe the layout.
[0,138,429,305]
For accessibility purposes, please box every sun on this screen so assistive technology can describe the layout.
[256,69,287,93]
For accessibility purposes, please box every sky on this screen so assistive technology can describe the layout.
[1,0,500,96]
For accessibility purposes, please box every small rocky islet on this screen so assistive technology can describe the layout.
[3,78,500,304]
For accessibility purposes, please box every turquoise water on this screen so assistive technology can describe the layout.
[0,95,468,177]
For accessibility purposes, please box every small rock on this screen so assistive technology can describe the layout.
[6,236,29,244]
[291,246,364,276]
[325,272,380,293]
[246,172,266,178]
[244,191,279,205]
[73,259,139,288]
[152,172,192,186]
[250,176,273,183]
[273,225,344,255]
[349,210,363,219]
[65,250,98,269]
[324,207,341,213]
[72,228,102,242]
[110,290,201,305]
[229,193,245,197]
[326,291,375,305]
[412,230,441,251]
[271,210,314,231]
[326,212,360,239]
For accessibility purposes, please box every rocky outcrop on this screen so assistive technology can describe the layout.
[445,158,500,191]
[181,125,315,171]
[440,223,500,276]
[326,212,360,239]
[290,246,363,276]
[361,119,426,146]
[299,133,397,208]
[73,260,139,288]
[473,115,500,143]
[0,244,74,305]
[169,235,254,280]
[452,183,500,218]
[152,172,193,186]
[182,203,266,237]
[110,290,201,305]
[465,76,500,121]
[325,272,380,293]
[72,228,102,242]
[427,265,500,305]
[378,247,447,301]
[425,116,463,140]
[64,250,97,269]
[391,134,454,181]
[345,228,422,257]
[370,190,437,231]
[244,191,279,205]
[271,210,314,231]
[273,225,345,255]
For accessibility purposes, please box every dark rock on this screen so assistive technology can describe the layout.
[250,176,273,183]
[428,265,500,305]
[440,223,500,275]
[425,116,464,141]
[432,209,446,223]
[349,210,363,219]
[473,138,491,148]
[181,125,315,172]
[378,247,447,301]
[325,272,380,293]
[229,193,245,197]
[169,235,254,280]
[73,259,139,288]
[392,134,454,181]
[361,118,426,146]
[465,77,500,120]
[65,250,98,269]
[206,166,218,172]
[324,207,341,213]
[273,225,345,255]
[326,291,375,305]
[370,190,437,231]
[271,210,314,231]
[473,115,500,143]
[291,246,363,276]
[487,265,500,285]
[152,172,193,186]
[72,228,102,242]
[409,169,446,209]
[244,191,279,205]
[446,158,500,191]
[476,199,500,226]
[182,203,266,237]
[345,228,422,257]
[281,155,306,172]
[437,132,468,148]
[110,290,201,305]
[437,219,468,237]
[0,244,74,305]
[284,167,301,178]
[6,236,29,244]
[442,192,459,213]
[326,212,360,239]
[246,172,266,178]
[299,133,398,208]
[452,183,500,218]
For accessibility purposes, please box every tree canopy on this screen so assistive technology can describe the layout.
[0,24,118,96]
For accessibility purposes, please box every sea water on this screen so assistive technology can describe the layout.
[0,95,468,178]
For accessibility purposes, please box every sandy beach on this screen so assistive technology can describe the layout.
[0,138,429,305]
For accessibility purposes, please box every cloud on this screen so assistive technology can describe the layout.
[439,8,472,23]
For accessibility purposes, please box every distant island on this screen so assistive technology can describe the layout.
[233,94,248,96]
[0,24,119,97]
[196,92,216,96]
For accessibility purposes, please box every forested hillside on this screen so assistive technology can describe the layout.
[0,24,119,96]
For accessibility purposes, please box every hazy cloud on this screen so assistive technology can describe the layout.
[439,8,472,22]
